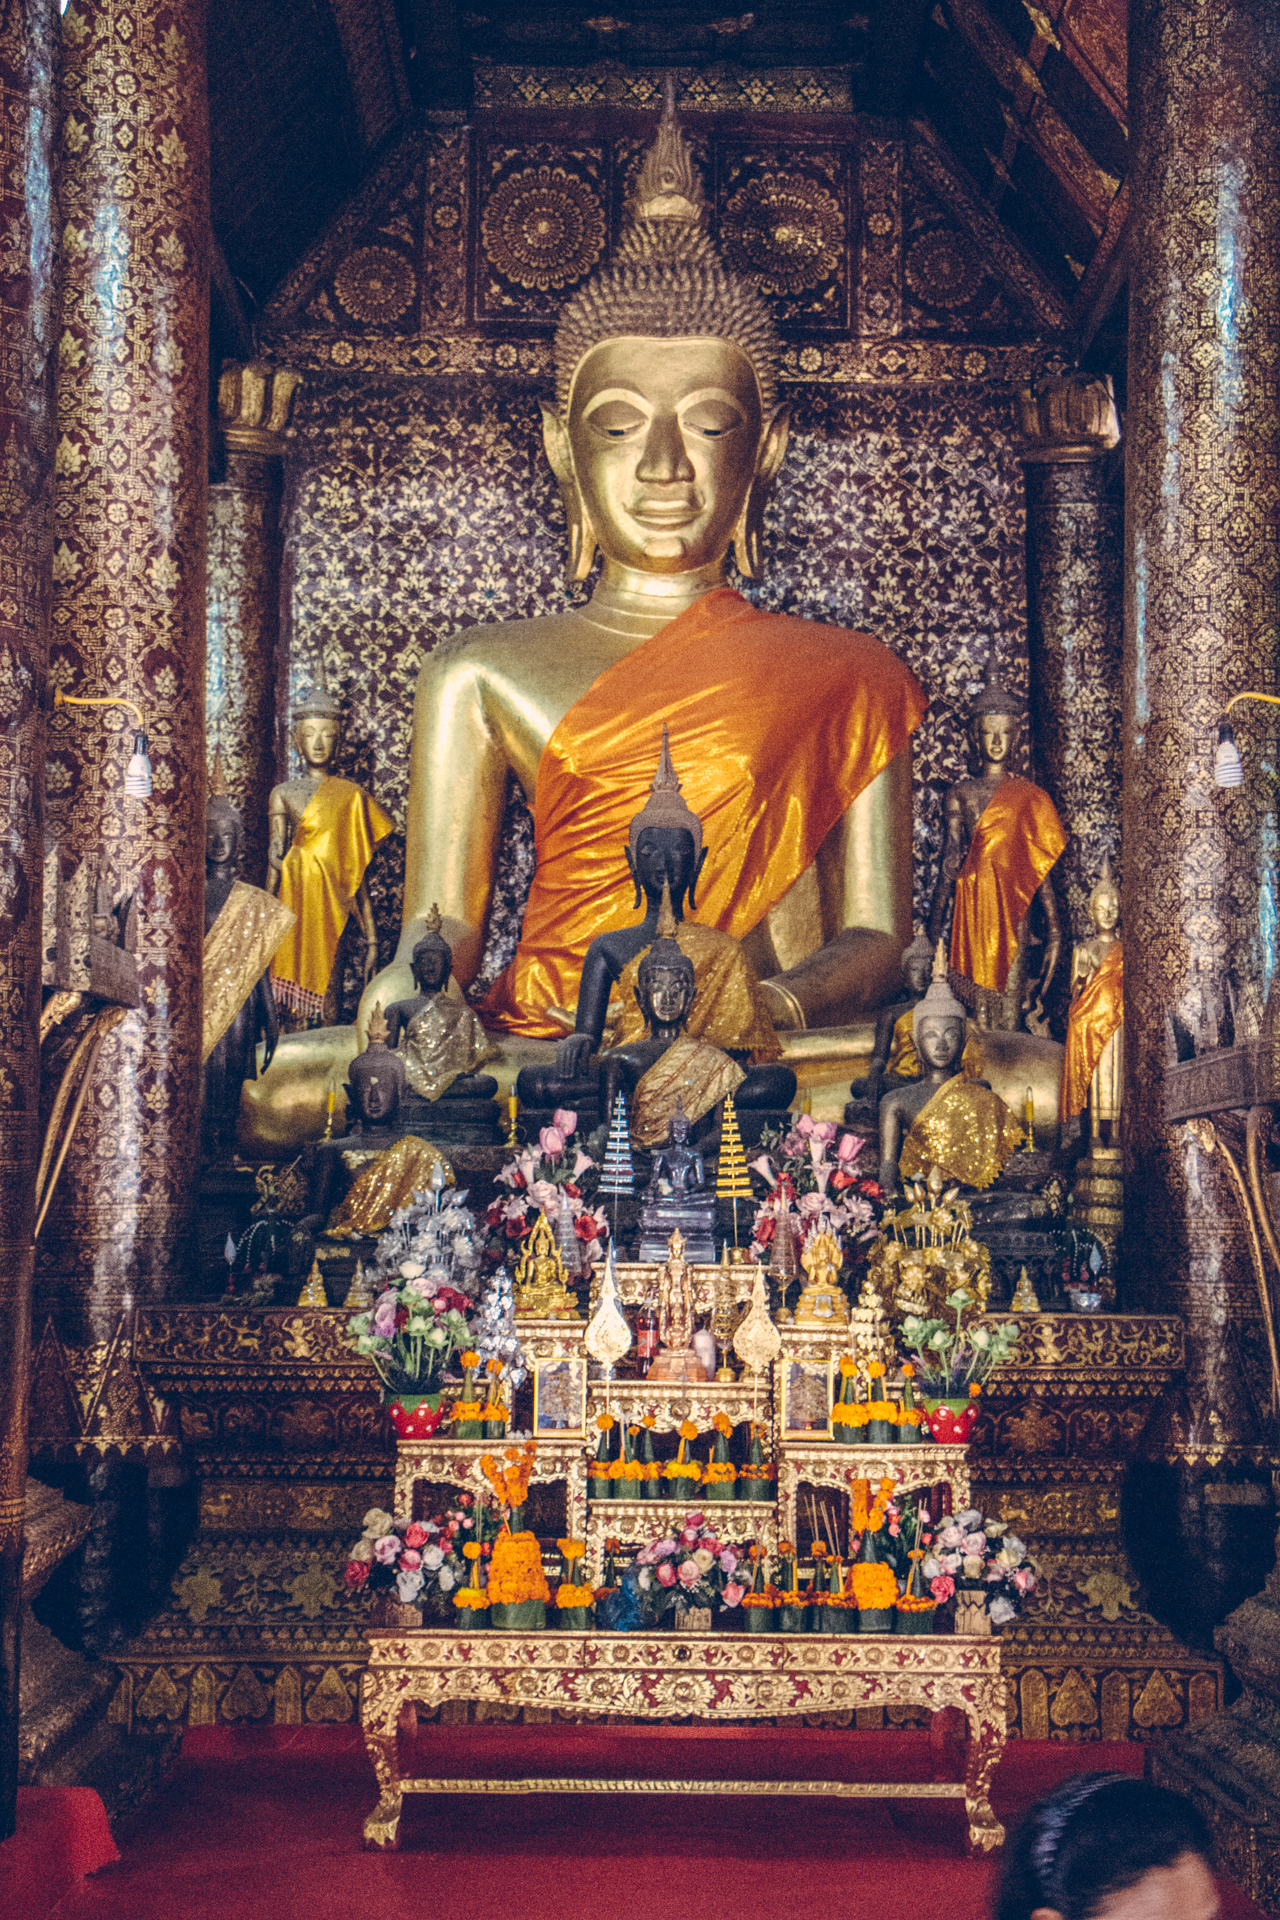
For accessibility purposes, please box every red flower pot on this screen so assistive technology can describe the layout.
[921,1398,977,1444]
[386,1392,447,1439]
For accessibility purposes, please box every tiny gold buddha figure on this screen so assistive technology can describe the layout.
[513,1211,581,1319]
[376,89,925,1034]
[267,685,394,1026]
[878,949,1024,1197]
[648,1227,707,1381]
[1060,854,1123,1143]
[793,1226,850,1329]
[926,668,1065,1034]
[382,906,498,1103]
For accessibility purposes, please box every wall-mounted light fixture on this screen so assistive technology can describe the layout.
[52,688,152,799]
[1213,691,1280,789]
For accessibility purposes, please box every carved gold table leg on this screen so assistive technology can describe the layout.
[362,1680,405,1850]
[962,1686,1007,1855]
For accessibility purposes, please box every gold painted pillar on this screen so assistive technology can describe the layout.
[1018,378,1123,944]
[0,0,58,1840]
[1120,0,1280,1645]
[40,0,209,1363]
[208,362,301,887]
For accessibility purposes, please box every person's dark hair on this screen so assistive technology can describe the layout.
[994,1773,1212,1920]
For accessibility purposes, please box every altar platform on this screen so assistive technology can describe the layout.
[95,1305,1224,1744]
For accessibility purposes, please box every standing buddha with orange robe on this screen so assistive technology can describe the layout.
[1060,854,1123,1134]
[928,670,1065,1030]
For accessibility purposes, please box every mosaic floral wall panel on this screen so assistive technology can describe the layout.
[282,373,1030,1009]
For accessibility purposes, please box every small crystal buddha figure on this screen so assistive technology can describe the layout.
[597,905,795,1151]
[267,685,394,1026]
[203,773,283,1163]
[1060,854,1123,1142]
[926,669,1065,1034]
[878,950,1023,1198]
[382,906,498,1103]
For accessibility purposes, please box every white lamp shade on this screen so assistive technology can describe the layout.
[1214,727,1244,788]
[125,731,152,799]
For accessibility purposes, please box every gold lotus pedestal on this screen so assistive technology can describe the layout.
[360,1628,1008,1857]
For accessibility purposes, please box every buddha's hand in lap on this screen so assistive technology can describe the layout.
[358,957,415,1041]
[554,1032,593,1081]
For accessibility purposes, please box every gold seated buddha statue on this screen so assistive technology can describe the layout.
[240,97,1059,1154]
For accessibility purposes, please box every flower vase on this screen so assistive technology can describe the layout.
[741,1604,779,1633]
[490,1599,547,1631]
[385,1391,446,1440]
[894,1602,937,1635]
[921,1397,977,1444]
[856,1607,895,1633]
[672,1606,713,1632]
[778,1602,810,1634]
[954,1590,991,1636]
[368,1595,424,1628]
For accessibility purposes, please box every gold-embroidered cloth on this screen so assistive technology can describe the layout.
[898,1078,1024,1191]
[630,1035,745,1149]
[325,1135,455,1239]
[886,1008,985,1083]
[400,996,497,1101]
[612,920,779,1059]
[203,882,296,1062]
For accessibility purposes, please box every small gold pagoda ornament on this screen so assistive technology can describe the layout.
[298,1257,327,1307]
[792,1226,850,1328]
[1010,1264,1041,1312]
[513,1211,581,1319]
[850,1271,894,1373]
[583,1244,633,1373]
[733,1264,782,1379]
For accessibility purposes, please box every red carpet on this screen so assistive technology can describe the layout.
[0,1786,119,1917]
[40,1727,1268,1920]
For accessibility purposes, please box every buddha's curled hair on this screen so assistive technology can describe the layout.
[553,97,781,416]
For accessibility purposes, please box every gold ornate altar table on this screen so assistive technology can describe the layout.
[360,1628,1007,1855]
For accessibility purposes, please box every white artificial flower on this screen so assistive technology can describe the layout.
[438,1565,456,1591]
[399,1260,426,1279]
[692,1548,715,1574]
[396,1569,425,1602]
[922,1556,942,1579]
[421,1544,445,1571]
[989,1595,1016,1626]
[362,1507,394,1536]
[962,1555,985,1579]
[350,1538,375,1563]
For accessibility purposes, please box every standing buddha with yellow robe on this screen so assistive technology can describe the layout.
[268,686,395,1025]
[1060,854,1123,1135]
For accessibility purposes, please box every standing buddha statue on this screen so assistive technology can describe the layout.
[926,668,1065,1034]
[267,685,395,1026]
[1060,854,1123,1140]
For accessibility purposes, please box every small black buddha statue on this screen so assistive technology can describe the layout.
[845,933,934,1121]
[381,907,501,1143]
[638,1102,717,1263]
[203,785,279,1163]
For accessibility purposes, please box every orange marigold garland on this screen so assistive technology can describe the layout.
[849,1560,898,1611]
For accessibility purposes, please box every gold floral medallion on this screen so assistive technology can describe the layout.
[721,173,843,295]
[481,165,606,292]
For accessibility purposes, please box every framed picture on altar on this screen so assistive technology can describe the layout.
[781,1358,833,1439]
[533,1357,588,1437]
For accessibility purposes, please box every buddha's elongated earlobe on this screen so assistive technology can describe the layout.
[732,404,790,580]
[542,403,598,583]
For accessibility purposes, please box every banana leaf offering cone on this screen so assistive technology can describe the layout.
[830,1355,865,1445]
[637,1417,662,1500]
[897,1363,923,1445]
[589,1413,615,1501]
[736,1421,775,1499]
[895,1547,937,1635]
[702,1413,738,1502]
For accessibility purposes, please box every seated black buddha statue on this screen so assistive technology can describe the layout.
[515,730,779,1133]
[596,914,795,1158]
[382,907,501,1144]
[877,958,1022,1199]
[637,1104,717,1263]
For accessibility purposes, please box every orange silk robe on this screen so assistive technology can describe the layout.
[272,776,395,1017]
[949,778,1065,994]
[1060,940,1123,1120]
[481,588,926,1038]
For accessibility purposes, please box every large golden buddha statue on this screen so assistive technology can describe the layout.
[242,97,927,1152]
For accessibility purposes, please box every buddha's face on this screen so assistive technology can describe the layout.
[350,1063,398,1123]
[294,716,339,771]
[412,944,450,993]
[565,337,764,574]
[643,963,694,1028]
[903,954,932,998]
[1092,884,1120,932]
[206,813,239,868]
[974,712,1018,768]
[916,1015,965,1071]
[631,825,700,903]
